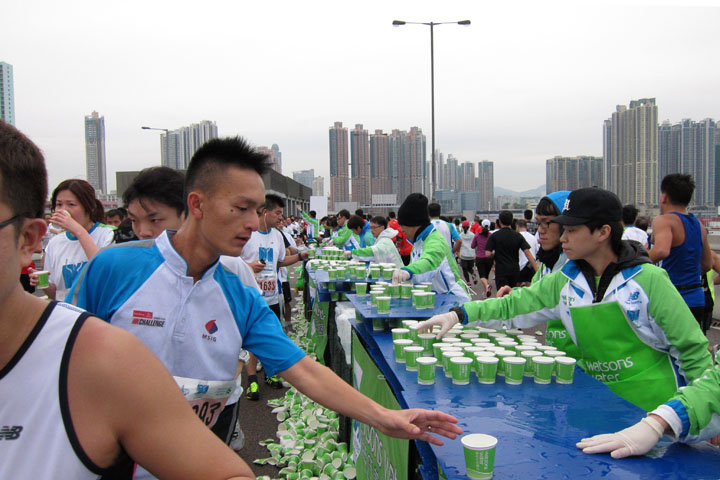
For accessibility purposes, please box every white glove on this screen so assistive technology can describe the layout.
[391,268,410,285]
[417,311,459,340]
[576,416,665,459]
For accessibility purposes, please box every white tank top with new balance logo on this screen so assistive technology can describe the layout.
[0,301,132,479]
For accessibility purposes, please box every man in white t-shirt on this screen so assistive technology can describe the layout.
[241,194,309,399]
[516,219,539,286]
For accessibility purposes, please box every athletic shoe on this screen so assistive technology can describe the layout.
[265,375,283,389]
[246,381,259,401]
[229,420,245,452]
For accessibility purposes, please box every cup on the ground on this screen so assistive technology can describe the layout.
[532,356,555,384]
[34,270,50,289]
[554,356,577,384]
[376,296,391,314]
[462,434,498,479]
[417,356,438,385]
[450,356,473,385]
[393,339,413,363]
[404,346,425,371]
[476,356,499,384]
[503,357,526,385]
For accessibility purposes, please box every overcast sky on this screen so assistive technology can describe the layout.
[3,0,719,195]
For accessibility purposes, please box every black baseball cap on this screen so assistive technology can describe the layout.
[552,188,622,226]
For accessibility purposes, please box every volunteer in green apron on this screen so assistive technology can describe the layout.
[419,188,712,411]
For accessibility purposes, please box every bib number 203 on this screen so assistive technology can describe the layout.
[192,400,222,426]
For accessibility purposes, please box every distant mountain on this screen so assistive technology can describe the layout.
[494,185,546,198]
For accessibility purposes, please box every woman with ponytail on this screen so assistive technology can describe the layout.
[33,179,114,300]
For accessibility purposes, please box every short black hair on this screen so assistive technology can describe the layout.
[355,209,364,217]
[498,210,513,226]
[309,210,316,218]
[388,211,396,219]
[106,208,123,219]
[338,209,351,219]
[123,166,185,217]
[524,209,533,221]
[635,216,649,232]
[661,173,695,206]
[326,215,338,228]
[0,121,47,222]
[184,136,271,214]
[370,216,387,228]
[622,204,639,226]
[516,219,527,228]
[52,179,105,223]
[264,194,285,211]
[347,214,364,231]
[587,219,623,255]
[428,202,441,217]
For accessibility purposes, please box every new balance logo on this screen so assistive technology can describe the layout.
[0,426,23,440]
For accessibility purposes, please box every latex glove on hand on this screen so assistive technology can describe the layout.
[417,311,460,340]
[391,268,410,285]
[576,416,665,459]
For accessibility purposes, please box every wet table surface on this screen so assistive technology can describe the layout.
[351,318,720,480]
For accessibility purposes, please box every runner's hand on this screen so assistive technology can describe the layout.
[373,408,462,447]
[248,260,265,273]
[576,416,665,458]
[496,285,512,298]
[417,311,459,339]
[27,267,39,287]
[391,268,410,285]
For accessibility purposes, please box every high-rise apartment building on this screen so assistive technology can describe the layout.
[257,144,282,174]
[546,156,603,193]
[477,160,494,211]
[603,98,658,207]
[312,176,325,197]
[370,130,390,196]
[0,62,15,125]
[443,154,459,191]
[292,169,314,189]
[161,120,218,170]
[329,121,349,209]
[85,111,107,195]
[388,127,426,203]
[351,124,371,206]
[461,162,476,192]
[658,118,716,208]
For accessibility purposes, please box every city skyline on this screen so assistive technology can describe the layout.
[3,1,719,196]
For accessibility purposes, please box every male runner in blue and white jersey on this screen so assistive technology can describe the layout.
[67,137,462,470]
[0,121,255,479]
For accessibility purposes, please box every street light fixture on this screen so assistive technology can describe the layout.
[141,126,171,167]
[392,19,471,201]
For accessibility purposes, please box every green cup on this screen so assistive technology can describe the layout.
[503,357,526,385]
[532,356,555,384]
[408,325,420,343]
[400,283,413,299]
[425,292,436,309]
[462,434,498,480]
[515,345,537,353]
[495,351,517,377]
[418,282,433,292]
[471,338,492,346]
[463,346,485,358]
[417,356,438,385]
[476,356,499,384]
[536,345,558,354]
[450,356,473,385]
[331,293,339,301]
[369,267,381,279]
[376,296,391,314]
[393,339,413,363]
[442,351,465,378]
[355,282,367,296]
[391,327,410,341]
[388,284,400,298]
[370,291,381,306]
[404,346,425,371]
[372,317,385,332]
[328,281,336,292]
[35,270,50,289]
[520,351,542,376]
[411,289,424,308]
[417,333,436,355]
[554,356,577,384]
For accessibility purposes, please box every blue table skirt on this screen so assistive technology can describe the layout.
[351,318,720,479]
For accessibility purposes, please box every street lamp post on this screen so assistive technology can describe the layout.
[392,19,470,202]
[141,126,171,167]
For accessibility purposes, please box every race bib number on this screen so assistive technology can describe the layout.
[257,270,278,298]
[174,376,235,428]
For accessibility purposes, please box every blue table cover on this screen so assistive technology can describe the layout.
[347,293,462,320]
[351,318,720,479]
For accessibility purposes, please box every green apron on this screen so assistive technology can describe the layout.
[570,301,679,411]
[544,320,581,360]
